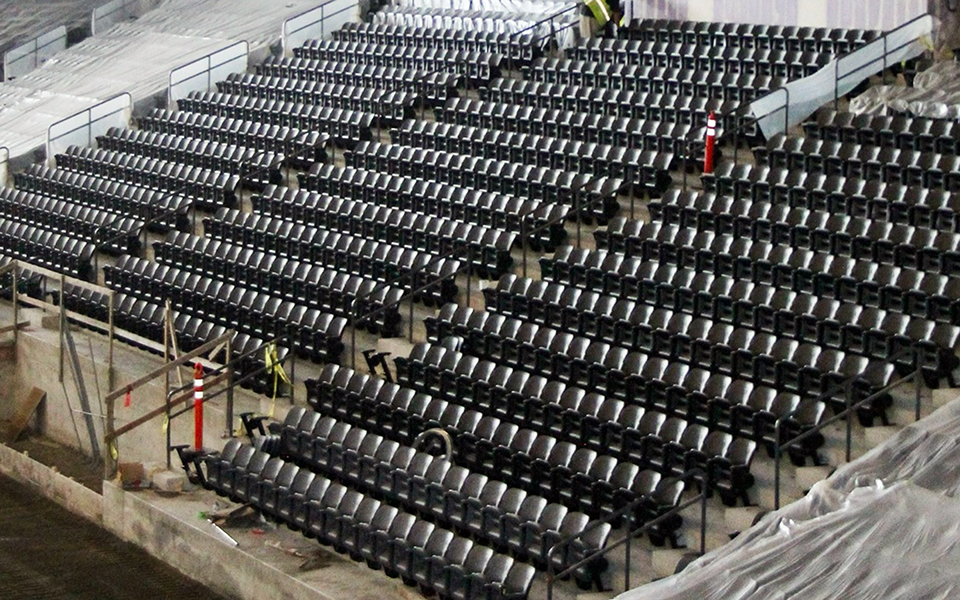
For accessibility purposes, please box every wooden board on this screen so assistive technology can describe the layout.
[0,386,45,444]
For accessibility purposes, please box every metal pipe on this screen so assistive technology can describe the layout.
[413,428,453,461]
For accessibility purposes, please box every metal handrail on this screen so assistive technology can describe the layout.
[771,347,923,509]
[833,14,930,109]
[168,40,249,107]
[545,468,713,600]
[162,332,296,465]
[284,0,358,50]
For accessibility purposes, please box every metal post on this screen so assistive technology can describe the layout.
[350,305,357,370]
[58,274,65,382]
[845,382,853,463]
[624,509,631,591]
[289,345,297,405]
[107,291,115,391]
[466,252,473,309]
[164,302,171,469]
[682,142,689,191]
[699,481,708,555]
[521,220,528,279]
[225,335,233,436]
[773,421,782,510]
[408,293,414,343]
[11,265,18,344]
[915,349,922,422]
[576,187,582,248]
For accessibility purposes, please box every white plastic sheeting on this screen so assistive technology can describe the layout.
[392,0,572,13]
[92,0,163,36]
[751,14,933,139]
[850,61,960,119]
[0,0,323,160]
[618,398,960,600]
[372,5,579,46]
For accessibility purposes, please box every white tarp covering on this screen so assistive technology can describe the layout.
[282,0,360,55]
[751,14,934,139]
[849,60,960,120]
[618,398,960,600]
[372,5,579,47]
[0,0,324,160]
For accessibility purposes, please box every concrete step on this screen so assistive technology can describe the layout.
[650,549,688,579]
[932,388,960,408]
[725,506,763,534]
[795,465,834,493]
[576,592,618,600]
[863,426,900,448]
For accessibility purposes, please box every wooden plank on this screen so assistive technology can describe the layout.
[105,370,230,443]
[104,332,231,403]
[0,387,46,443]
[0,321,30,336]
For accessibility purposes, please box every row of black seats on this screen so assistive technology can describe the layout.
[0,221,94,279]
[56,145,239,211]
[627,19,876,53]
[104,254,349,360]
[704,163,960,233]
[805,109,960,154]
[525,59,785,103]
[295,164,566,251]
[200,209,459,306]
[393,341,760,505]
[490,266,957,385]
[198,438,537,600]
[594,220,960,331]
[480,80,735,128]
[341,141,632,215]
[446,92,719,145]
[643,193,960,275]
[96,127,284,187]
[13,165,190,231]
[271,406,610,582]
[60,284,284,392]
[333,22,541,66]
[392,119,671,195]
[307,363,695,520]
[139,108,327,158]
[252,59,459,107]
[425,304,892,425]
[149,231,403,337]
[0,187,141,255]
[293,40,499,87]
[755,134,960,191]
[425,303,824,467]
[566,42,830,79]
[182,86,414,130]
[259,181,516,279]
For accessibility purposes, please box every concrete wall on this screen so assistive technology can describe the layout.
[629,0,928,30]
[101,481,336,600]
[0,441,102,523]
[6,307,269,467]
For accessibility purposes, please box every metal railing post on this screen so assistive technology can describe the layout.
[773,421,783,510]
[225,335,234,436]
[624,509,631,591]
[914,348,923,421]
[289,339,297,405]
[108,290,115,391]
[521,220,528,279]
[11,264,18,345]
[845,381,853,463]
[350,303,357,370]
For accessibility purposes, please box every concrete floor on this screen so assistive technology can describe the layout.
[0,471,228,599]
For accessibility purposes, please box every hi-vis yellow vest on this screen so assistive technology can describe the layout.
[584,0,612,26]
